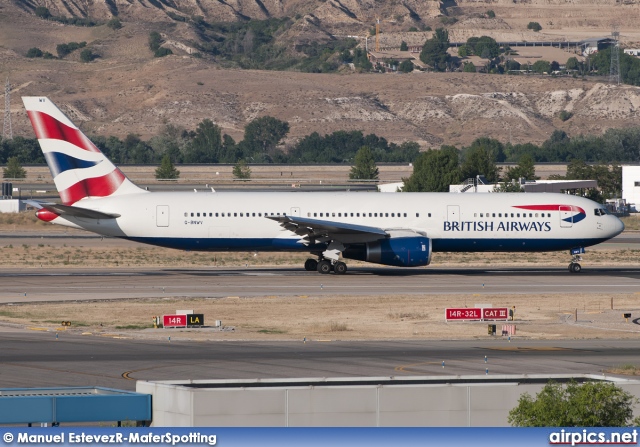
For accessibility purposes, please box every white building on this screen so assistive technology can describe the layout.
[622,166,640,212]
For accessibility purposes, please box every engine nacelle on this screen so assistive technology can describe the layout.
[343,236,432,267]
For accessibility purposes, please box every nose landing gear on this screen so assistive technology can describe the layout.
[568,247,585,273]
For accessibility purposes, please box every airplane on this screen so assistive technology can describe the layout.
[22,96,625,275]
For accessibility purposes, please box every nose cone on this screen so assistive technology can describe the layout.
[613,216,625,236]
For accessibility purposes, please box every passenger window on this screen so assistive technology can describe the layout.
[428,213,431,217]
[184,212,188,217]
[404,213,407,217]
[416,213,420,217]
[252,213,256,217]
[392,213,395,217]
[234,213,237,217]
[385,213,389,217]
[492,213,495,218]
[479,213,482,218]
[498,213,502,217]
[357,213,360,217]
[215,213,219,217]
[197,213,200,217]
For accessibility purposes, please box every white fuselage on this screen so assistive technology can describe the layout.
[48,191,624,254]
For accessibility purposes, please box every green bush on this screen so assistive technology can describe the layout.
[559,110,573,122]
[527,21,542,31]
[34,6,51,19]
[80,48,96,62]
[154,47,173,58]
[56,41,86,58]
[106,18,122,30]
[26,47,44,58]
[486,10,495,18]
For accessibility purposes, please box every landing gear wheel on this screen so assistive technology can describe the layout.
[570,262,582,273]
[304,258,318,271]
[334,261,347,275]
[317,260,332,274]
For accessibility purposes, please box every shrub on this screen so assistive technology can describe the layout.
[26,47,44,58]
[34,6,51,19]
[154,47,173,58]
[106,18,122,30]
[486,10,495,18]
[463,62,476,72]
[527,21,542,32]
[559,110,573,121]
[80,48,96,62]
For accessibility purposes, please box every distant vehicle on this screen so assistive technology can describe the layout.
[23,96,624,274]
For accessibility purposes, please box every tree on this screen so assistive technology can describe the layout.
[503,153,538,182]
[402,146,461,192]
[463,62,476,73]
[155,154,180,179]
[419,28,450,71]
[458,45,470,57]
[486,10,496,18]
[460,138,505,182]
[349,146,379,180]
[233,159,252,180]
[242,116,289,161]
[509,380,640,427]
[400,41,408,51]
[398,60,414,73]
[184,119,223,163]
[3,157,27,179]
[531,60,551,74]
[566,57,580,71]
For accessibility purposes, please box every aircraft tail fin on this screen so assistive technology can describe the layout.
[22,97,146,205]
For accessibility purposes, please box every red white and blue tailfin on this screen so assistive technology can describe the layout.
[22,97,145,205]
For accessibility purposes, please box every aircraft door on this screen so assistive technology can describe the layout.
[156,205,169,227]
[559,205,572,228]
[447,205,460,223]
[290,207,301,217]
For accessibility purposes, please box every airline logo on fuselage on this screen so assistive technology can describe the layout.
[444,221,551,232]
[443,204,585,232]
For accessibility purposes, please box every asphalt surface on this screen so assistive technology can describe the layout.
[1,265,640,303]
[0,332,637,391]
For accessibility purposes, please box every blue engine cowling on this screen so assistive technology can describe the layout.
[342,236,432,267]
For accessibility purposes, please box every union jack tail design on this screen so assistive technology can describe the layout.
[22,97,145,205]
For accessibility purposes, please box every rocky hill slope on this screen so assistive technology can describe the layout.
[1,0,640,149]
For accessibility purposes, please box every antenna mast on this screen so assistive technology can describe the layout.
[610,25,620,85]
[3,78,12,140]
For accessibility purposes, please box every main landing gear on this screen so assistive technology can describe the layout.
[304,258,348,275]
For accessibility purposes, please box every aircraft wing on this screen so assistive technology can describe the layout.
[267,215,388,244]
[25,200,121,219]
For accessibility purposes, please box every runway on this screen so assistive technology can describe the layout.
[0,332,638,391]
[1,265,640,303]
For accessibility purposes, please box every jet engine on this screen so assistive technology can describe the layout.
[342,236,432,267]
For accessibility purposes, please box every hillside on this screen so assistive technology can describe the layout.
[1,0,640,149]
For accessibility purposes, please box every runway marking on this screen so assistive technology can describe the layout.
[395,361,441,373]
[487,347,576,352]
[28,327,49,331]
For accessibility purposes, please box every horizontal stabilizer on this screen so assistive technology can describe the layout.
[26,200,120,219]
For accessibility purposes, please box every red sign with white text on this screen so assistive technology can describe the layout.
[483,308,509,321]
[445,308,509,321]
[446,308,482,320]
[163,314,187,328]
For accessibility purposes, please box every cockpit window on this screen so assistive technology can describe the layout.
[594,208,609,216]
